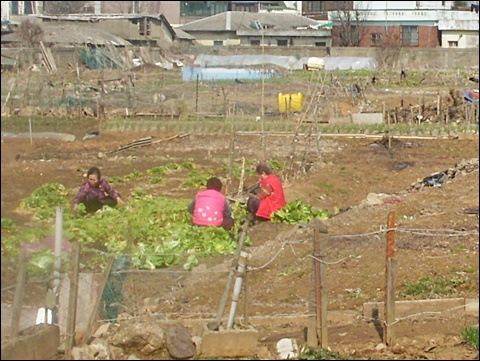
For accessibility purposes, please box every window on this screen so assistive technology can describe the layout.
[277,39,288,46]
[180,1,228,17]
[251,40,261,46]
[307,1,324,12]
[139,18,151,36]
[371,33,382,46]
[24,1,33,14]
[213,40,224,46]
[315,41,326,47]
[12,1,19,14]
[11,1,33,15]
[401,26,419,46]
[233,4,257,12]
[448,41,458,48]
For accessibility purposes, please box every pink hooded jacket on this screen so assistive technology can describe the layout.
[192,189,226,226]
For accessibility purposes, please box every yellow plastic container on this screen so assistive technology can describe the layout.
[278,93,303,113]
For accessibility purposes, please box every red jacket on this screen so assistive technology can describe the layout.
[256,174,286,220]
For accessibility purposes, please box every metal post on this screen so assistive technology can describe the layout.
[52,206,64,324]
[226,251,249,329]
[383,210,397,345]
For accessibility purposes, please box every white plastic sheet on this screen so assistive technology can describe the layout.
[193,54,378,71]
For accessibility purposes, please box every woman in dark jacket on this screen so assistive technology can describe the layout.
[73,167,124,214]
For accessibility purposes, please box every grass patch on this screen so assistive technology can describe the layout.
[298,347,355,360]
[400,275,467,298]
[462,325,479,350]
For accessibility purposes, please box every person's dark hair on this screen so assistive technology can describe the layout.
[206,177,223,192]
[87,167,101,179]
[256,163,272,175]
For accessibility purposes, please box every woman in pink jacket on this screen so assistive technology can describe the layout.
[188,177,234,231]
[247,163,286,221]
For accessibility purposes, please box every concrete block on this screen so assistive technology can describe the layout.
[201,325,258,358]
[58,272,104,337]
[1,337,34,360]
[351,113,383,124]
[328,116,351,124]
[1,324,60,360]
[465,298,479,316]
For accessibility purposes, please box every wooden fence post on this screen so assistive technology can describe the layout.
[11,248,28,338]
[64,243,81,360]
[309,219,328,349]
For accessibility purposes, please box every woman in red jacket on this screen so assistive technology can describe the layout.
[247,163,286,221]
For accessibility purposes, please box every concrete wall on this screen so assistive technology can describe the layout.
[95,18,174,44]
[182,45,479,70]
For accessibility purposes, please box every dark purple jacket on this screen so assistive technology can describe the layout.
[73,178,120,205]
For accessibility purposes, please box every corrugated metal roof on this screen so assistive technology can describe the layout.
[237,29,330,37]
[37,14,166,22]
[1,22,131,46]
[178,11,323,32]
[36,14,176,40]
[173,27,196,40]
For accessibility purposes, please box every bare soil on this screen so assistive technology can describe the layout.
[1,130,478,359]
[1,68,479,359]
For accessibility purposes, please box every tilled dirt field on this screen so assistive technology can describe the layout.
[1,128,478,359]
[1,64,479,359]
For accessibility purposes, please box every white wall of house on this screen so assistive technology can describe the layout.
[441,30,479,48]
[439,19,479,48]
[1,1,11,20]
[348,9,479,23]
[195,38,242,46]
[355,1,454,10]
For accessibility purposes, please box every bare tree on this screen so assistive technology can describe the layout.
[330,2,369,47]
[18,19,44,47]
[43,1,89,15]
[375,31,402,71]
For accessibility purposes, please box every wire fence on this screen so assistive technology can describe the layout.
[2,213,478,345]
[2,63,479,130]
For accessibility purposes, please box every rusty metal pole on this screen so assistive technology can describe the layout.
[311,219,328,349]
[383,210,397,346]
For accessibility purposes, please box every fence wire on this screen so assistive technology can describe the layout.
[1,222,478,342]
